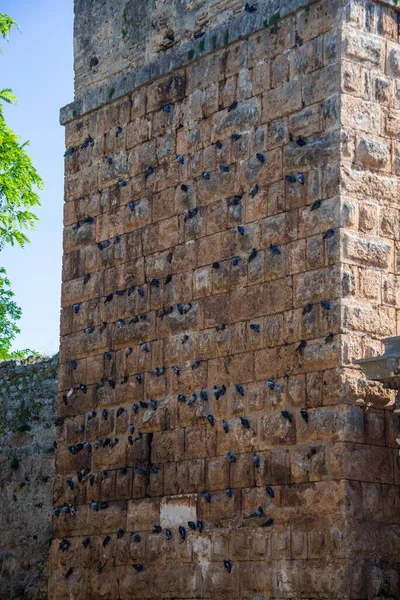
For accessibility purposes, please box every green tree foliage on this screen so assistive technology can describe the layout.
[0,14,42,359]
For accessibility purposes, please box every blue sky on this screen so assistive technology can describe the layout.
[2,1,74,356]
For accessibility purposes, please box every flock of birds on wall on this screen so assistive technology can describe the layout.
[60,46,335,579]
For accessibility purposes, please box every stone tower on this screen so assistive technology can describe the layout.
[51,0,400,598]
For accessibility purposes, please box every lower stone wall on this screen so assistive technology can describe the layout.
[0,355,58,600]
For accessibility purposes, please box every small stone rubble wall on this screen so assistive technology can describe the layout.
[0,355,58,600]
[53,0,400,598]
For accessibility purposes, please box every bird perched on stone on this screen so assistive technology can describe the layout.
[145,166,154,178]
[232,256,239,265]
[220,165,230,172]
[126,347,133,356]
[89,475,95,486]
[286,175,296,183]
[216,323,226,331]
[247,248,257,262]
[235,384,245,396]
[270,244,281,255]
[132,532,141,542]
[91,501,99,511]
[188,521,196,530]
[120,468,127,475]
[240,416,251,429]
[73,304,80,314]
[185,207,199,221]
[228,100,238,112]
[192,360,201,370]
[152,525,162,534]
[176,155,185,164]
[188,393,197,405]
[222,420,229,433]
[70,360,77,370]
[165,273,172,284]
[311,199,321,210]
[133,564,143,572]
[117,529,125,539]
[64,567,73,579]
[296,136,307,147]
[213,385,226,400]
[181,184,188,192]
[323,228,335,239]
[266,379,275,390]
[207,414,215,426]
[320,300,331,310]
[266,486,275,498]
[262,518,274,527]
[253,455,260,468]
[203,491,211,503]
[227,451,236,463]
[135,374,142,383]
[297,172,305,184]
[224,560,232,573]
[83,273,90,285]
[67,479,74,490]
[256,152,265,163]
[82,537,90,548]
[237,225,245,235]
[178,394,186,403]
[252,506,264,517]
[116,407,124,418]
[231,133,242,141]
[200,390,208,401]
[117,180,127,188]
[281,410,292,422]
[297,340,307,352]
[163,104,172,112]
[179,525,186,540]
[59,538,70,552]
[226,488,232,497]
[151,278,160,288]
[325,332,334,344]
[64,147,75,158]
[303,303,313,315]
[197,520,204,533]
[103,536,111,548]
[172,365,180,375]
[165,529,172,540]
[250,323,260,332]
[300,409,309,422]
[212,261,220,269]
[53,507,60,517]
[132,404,139,414]
[102,409,108,421]
[150,399,157,410]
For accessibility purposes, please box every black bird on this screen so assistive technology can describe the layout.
[266,486,275,498]
[135,374,142,383]
[178,394,186,403]
[102,409,108,421]
[96,563,103,574]
[262,518,274,527]
[231,133,242,141]
[249,184,259,198]
[84,216,94,224]
[126,347,133,356]
[300,409,309,422]
[307,447,317,458]
[104,351,112,360]
[296,136,307,147]
[105,294,114,305]
[150,399,157,410]
[129,424,135,434]
[266,379,275,390]
[250,323,260,332]
[120,468,127,475]
[67,479,74,490]
[145,165,154,178]
[80,384,87,394]
[325,332,334,344]
[216,140,223,149]
[82,537,90,548]
[207,414,215,426]
[110,379,117,388]
[240,416,251,429]
[253,455,260,468]
[183,302,192,314]
[188,393,197,405]
[202,171,210,179]
[237,225,245,235]
[106,156,113,164]
[197,520,204,533]
[115,126,123,137]
[297,172,305,184]
[139,401,148,409]
[118,318,126,327]
[56,417,64,427]
[176,155,185,164]
[115,289,125,296]
[70,360,78,370]
[88,410,96,419]
[116,407,124,417]
[64,147,75,158]
[130,316,139,324]
[232,257,239,265]
[185,207,199,221]
[89,475,95,486]
[103,535,111,548]
[118,180,127,188]
[133,564,143,572]
[252,506,264,517]
[320,300,331,310]
[53,507,60,517]
[227,452,236,463]
[247,248,257,262]
[103,439,111,448]
[166,529,172,540]
[203,491,211,503]
[311,199,321,210]
[224,560,232,573]
[132,532,141,542]
[213,385,226,400]
[99,322,108,333]
[181,184,188,192]
[236,384,245,396]
[192,360,200,370]
[216,323,226,331]
[286,175,296,183]
[220,165,230,172]
[117,529,125,539]
[73,304,80,314]
[324,228,335,239]
[83,274,90,285]
[135,466,145,475]
[150,465,159,473]
[128,285,135,295]
[163,104,172,112]
[179,525,186,540]
[172,365,180,375]
[303,303,313,315]
[151,278,160,288]
[200,390,208,401]
[140,343,149,352]
[152,525,162,534]
[281,410,292,422]
[297,340,307,352]
[59,538,70,551]
[228,100,238,112]
[64,567,73,579]
[91,501,99,511]
[165,273,172,284]
[270,244,281,255]
[222,420,229,433]
[62,505,70,513]
[256,152,265,163]
[213,261,220,269]
[128,201,135,212]
[188,521,196,530]
[226,488,232,497]
[83,442,91,452]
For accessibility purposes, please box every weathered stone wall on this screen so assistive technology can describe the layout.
[53,0,400,598]
[0,355,58,600]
